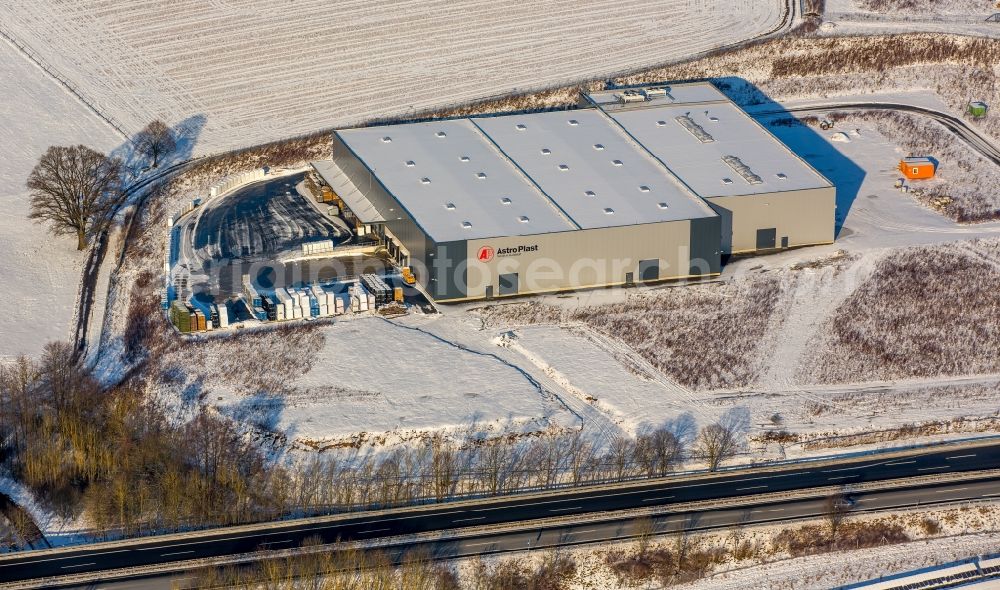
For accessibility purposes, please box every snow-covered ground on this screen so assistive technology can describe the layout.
[0,39,122,361]
[823,0,1000,38]
[0,0,784,155]
[155,315,579,451]
[130,99,1000,462]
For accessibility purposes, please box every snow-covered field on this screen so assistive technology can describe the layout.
[822,0,1000,37]
[0,39,122,361]
[151,315,577,451]
[0,0,783,155]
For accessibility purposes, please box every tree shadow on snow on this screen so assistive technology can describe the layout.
[108,114,206,179]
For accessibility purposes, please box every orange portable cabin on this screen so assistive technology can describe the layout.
[899,157,935,180]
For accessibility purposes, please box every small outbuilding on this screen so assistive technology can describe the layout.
[968,101,989,118]
[899,157,935,180]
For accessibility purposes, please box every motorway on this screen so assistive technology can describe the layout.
[72,477,1000,590]
[4,441,1000,586]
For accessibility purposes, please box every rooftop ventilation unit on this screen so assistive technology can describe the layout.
[568,119,579,126]
[675,115,715,143]
[518,216,530,223]
[603,207,615,215]
[501,197,512,205]
[460,155,470,162]
[722,155,763,185]
[657,202,669,209]
[638,185,650,192]
[558,164,569,171]
[381,136,392,143]
[436,131,447,138]
[445,202,456,210]
[541,148,551,155]
[616,90,645,104]
[584,190,596,197]
[593,144,605,150]
[405,160,415,167]
[641,86,670,100]
[476,172,487,179]
[461,221,472,229]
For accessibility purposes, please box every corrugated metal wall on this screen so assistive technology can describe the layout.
[705,186,835,254]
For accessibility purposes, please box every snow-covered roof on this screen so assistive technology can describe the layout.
[471,109,715,230]
[336,113,715,242]
[587,82,833,198]
[335,119,578,242]
[310,160,384,223]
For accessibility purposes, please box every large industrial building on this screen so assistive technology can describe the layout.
[312,82,835,302]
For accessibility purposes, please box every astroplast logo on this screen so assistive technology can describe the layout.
[477,246,495,262]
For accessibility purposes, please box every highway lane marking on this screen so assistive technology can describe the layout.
[736,486,768,491]
[936,488,968,493]
[886,460,916,466]
[160,550,195,557]
[0,549,130,567]
[60,562,97,569]
[642,496,675,502]
[453,517,487,523]
[550,506,583,512]
[470,489,649,512]
[357,529,390,535]
[303,510,468,531]
[138,533,262,551]
[672,472,806,490]
[573,529,598,534]
[260,540,294,546]
[947,454,977,460]
[470,472,810,513]
[828,475,858,481]
[917,465,950,471]
[766,508,785,512]
[822,463,876,473]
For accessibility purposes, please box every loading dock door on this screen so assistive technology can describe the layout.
[638,259,660,282]
[756,228,777,250]
[781,236,789,249]
[499,273,518,296]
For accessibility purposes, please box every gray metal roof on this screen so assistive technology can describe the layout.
[472,110,715,229]
[605,100,831,197]
[330,81,827,242]
[585,83,729,111]
[336,120,577,242]
[310,159,384,223]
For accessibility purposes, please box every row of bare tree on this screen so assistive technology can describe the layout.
[0,344,749,539]
[25,120,175,250]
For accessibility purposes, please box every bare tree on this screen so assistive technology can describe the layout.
[27,145,124,250]
[134,120,176,168]
[824,491,852,544]
[695,408,750,471]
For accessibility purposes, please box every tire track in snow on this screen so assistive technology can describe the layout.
[377,318,590,436]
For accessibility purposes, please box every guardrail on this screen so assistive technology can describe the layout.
[836,550,1000,590]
